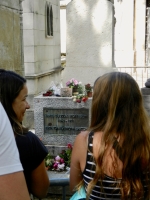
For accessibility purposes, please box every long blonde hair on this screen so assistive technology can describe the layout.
[88,72,150,199]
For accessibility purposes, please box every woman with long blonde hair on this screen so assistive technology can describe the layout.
[70,72,150,199]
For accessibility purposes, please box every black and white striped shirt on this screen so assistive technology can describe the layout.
[82,131,149,200]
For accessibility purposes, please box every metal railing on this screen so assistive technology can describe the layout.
[37,171,70,200]
[115,67,150,88]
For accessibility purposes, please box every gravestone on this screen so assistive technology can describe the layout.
[44,108,89,135]
[34,95,92,147]
[62,0,116,86]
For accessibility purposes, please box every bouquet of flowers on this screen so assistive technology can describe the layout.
[72,94,88,103]
[66,78,79,89]
[45,143,72,171]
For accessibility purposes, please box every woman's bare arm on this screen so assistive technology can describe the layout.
[30,160,50,198]
[70,131,88,191]
[0,171,30,200]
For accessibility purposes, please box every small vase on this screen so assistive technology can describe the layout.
[73,87,78,93]
[87,91,92,97]
[72,87,79,96]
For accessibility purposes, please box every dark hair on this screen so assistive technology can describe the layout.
[88,72,150,198]
[0,69,28,134]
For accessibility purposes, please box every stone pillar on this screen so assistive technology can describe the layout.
[62,0,116,86]
[141,87,150,116]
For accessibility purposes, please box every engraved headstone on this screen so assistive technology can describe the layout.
[34,95,92,145]
[44,108,89,135]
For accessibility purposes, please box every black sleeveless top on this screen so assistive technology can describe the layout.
[82,132,149,200]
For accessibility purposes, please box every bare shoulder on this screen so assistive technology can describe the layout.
[72,131,90,157]
[70,131,90,190]
[74,130,89,144]
[72,131,89,168]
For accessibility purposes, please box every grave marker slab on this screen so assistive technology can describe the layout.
[34,95,92,145]
[43,108,89,135]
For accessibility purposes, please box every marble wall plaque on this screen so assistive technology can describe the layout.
[43,107,89,135]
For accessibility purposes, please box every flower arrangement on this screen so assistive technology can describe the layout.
[45,143,72,171]
[43,88,54,96]
[66,78,80,89]
[85,83,92,92]
[72,94,88,103]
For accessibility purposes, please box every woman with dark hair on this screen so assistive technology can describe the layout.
[70,72,150,199]
[0,69,50,199]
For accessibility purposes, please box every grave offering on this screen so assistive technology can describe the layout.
[60,88,72,97]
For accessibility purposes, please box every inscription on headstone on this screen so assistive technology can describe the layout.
[43,108,89,135]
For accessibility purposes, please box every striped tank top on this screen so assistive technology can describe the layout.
[82,131,149,200]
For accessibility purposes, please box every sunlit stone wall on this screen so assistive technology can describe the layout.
[0,0,23,75]
[62,0,116,86]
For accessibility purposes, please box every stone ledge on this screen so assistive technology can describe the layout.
[141,87,150,95]
[25,67,63,79]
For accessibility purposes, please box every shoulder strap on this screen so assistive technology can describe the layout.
[88,131,94,153]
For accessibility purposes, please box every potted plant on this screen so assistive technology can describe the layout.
[85,83,93,97]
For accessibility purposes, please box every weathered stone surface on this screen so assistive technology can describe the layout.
[145,78,150,88]
[63,0,115,86]
[141,87,150,95]
[34,95,92,145]
[0,1,22,75]
[141,88,150,116]
[0,0,20,10]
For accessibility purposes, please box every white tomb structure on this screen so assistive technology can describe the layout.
[62,0,116,86]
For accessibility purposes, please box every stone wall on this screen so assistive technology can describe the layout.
[141,87,150,117]
[22,0,62,128]
[23,0,61,77]
[0,0,24,76]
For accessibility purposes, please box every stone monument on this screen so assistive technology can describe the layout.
[62,0,116,86]
[34,95,92,154]
[141,79,150,116]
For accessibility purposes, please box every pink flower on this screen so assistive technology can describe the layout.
[55,155,61,161]
[53,162,58,169]
[60,158,64,164]
[66,81,71,86]
[73,79,78,85]
[67,143,72,149]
